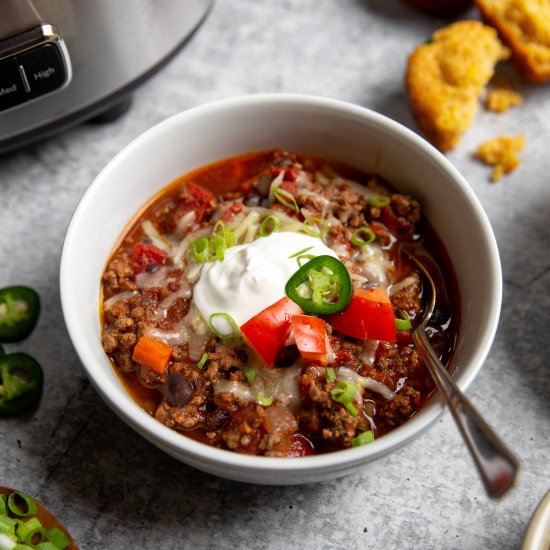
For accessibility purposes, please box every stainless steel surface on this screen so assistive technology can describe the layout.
[0,0,42,38]
[0,24,63,59]
[409,253,520,499]
[0,0,212,146]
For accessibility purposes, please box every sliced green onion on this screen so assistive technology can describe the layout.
[297,254,316,267]
[351,430,375,447]
[193,222,236,264]
[273,187,299,212]
[209,313,240,340]
[368,195,391,208]
[191,237,208,263]
[7,493,36,517]
[257,391,273,406]
[303,217,329,238]
[206,235,226,262]
[196,353,209,369]
[0,496,6,516]
[289,246,313,259]
[0,515,18,534]
[395,308,412,331]
[326,367,336,383]
[212,220,235,248]
[46,528,70,550]
[242,365,256,385]
[259,215,281,237]
[330,380,358,416]
[345,402,358,416]
[36,543,63,550]
[350,226,376,247]
[17,518,47,546]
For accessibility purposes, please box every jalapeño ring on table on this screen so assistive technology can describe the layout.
[0,353,44,417]
[0,286,41,343]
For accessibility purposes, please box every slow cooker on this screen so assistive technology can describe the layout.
[0,0,212,153]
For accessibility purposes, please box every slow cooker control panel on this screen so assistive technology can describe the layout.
[0,24,71,112]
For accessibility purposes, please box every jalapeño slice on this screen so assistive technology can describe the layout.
[0,286,40,343]
[285,255,352,315]
[0,353,44,417]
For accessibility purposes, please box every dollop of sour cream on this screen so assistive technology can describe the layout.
[193,232,337,327]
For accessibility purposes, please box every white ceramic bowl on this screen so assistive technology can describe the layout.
[60,94,501,484]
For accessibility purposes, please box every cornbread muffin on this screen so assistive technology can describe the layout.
[485,86,523,111]
[476,0,550,83]
[477,133,525,181]
[406,21,510,151]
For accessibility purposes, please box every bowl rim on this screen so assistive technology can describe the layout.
[60,93,502,477]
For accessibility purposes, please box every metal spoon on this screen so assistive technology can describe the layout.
[406,253,520,499]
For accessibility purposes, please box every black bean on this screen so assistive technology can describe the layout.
[165,372,194,407]
[204,408,229,431]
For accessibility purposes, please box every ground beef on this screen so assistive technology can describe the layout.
[155,401,206,431]
[222,403,266,454]
[391,193,421,224]
[102,252,136,296]
[378,386,421,427]
[203,347,247,383]
[321,407,361,448]
[300,368,361,447]
[392,271,422,317]
[376,342,423,378]
[324,181,367,227]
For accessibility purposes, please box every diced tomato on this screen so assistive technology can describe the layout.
[396,330,414,345]
[287,433,315,457]
[182,181,215,206]
[220,200,244,221]
[173,182,215,226]
[380,206,414,235]
[132,242,168,273]
[290,315,330,365]
[324,287,396,342]
[280,180,297,196]
[271,166,299,183]
[333,349,352,365]
[240,297,303,368]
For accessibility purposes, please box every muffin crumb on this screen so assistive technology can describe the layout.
[476,133,525,181]
[485,86,523,112]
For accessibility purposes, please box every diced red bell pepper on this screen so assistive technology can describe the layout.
[132,242,169,273]
[240,297,303,368]
[290,315,330,365]
[324,287,396,342]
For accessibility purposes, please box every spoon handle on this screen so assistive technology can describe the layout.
[413,332,520,499]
